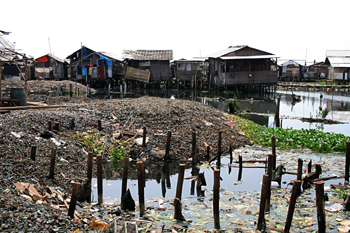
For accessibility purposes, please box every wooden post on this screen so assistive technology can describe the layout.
[297,158,303,181]
[54,122,60,131]
[137,161,145,216]
[48,121,52,131]
[346,141,350,183]
[48,147,57,179]
[97,154,103,205]
[271,136,276,170]
[206,145,210,160]
[192,131,197,163]
[266,154,273,212]
[175,164,186,200]
[257,174,269,230]
[142,126,146,146]
[30,146,36,161]
[98,120,102,131]
[0,61,2,98]
[315,181,326,233]
[217,131,222,169]
[70,83,73,97]
[275,96,280,127]
[165,131,172,160]
[238,154,243,171]
[229,145,233,164]
[87,151,93,202]
[213,169,220,230]
[308,159,312,173]
[68,182,81,218]
[284,180,302,233]
[121,157,129,210]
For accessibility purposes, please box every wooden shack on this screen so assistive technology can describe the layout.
[205,45,278,88]
[66,46,124,88]
[122,50,173,87]
[171,59,208,89]
[277,60,303,81]
[325,50,350,82]
[35,54,67,80]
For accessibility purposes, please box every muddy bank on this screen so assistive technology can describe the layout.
[0,81,252,232]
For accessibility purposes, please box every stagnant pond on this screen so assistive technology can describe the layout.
[90,87,350,231]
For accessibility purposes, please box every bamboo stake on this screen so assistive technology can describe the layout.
[346,142,350,183]
[213,169,220,229]
[192,131,196,163]
[121,157,129,210]
[271,136,276,170]
[87,151,93,202]
[97,155,103,205]
[30,146,36,161]
[48,147,57,179]
[142,126,146,146]
[137,161,145,216]
[165,131,172,160]
[257,174,269,230]
[266,154,273,212]
[315,181,326,233]
[68,182,81,218]
[175,164,186,200]
[284,180,301,233]
[217,131,222,169]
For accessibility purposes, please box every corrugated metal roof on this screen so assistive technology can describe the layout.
[220,55,279,60]
[277,60,303,66]
[327,57,350,68]
[99,52,123,62]
[206,45,246,58]
[326,50,350,57]
[122,50,173,60]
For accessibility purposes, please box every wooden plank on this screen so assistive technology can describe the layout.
[331,183,350,189]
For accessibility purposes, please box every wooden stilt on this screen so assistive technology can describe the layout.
[315,181,326,233]
[137,161,145,216]
[121,157,129,210]
[97,155,103,205]
[175,164,186,200]
[213,169,220,229]
[87,151,93,202]
[284,180,302,233]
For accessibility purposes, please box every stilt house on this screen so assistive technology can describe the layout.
[35,54,67,80]
[325,50,350,82]
[205,45,278,87]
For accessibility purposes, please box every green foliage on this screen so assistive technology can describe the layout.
[109,140,129,166]
[334,184,350,199]
[230,115,350,152]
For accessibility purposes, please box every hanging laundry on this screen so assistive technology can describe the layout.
[98,64,104,79]
[88,67,93,76]
[92,67,97,78]
[108,67,112,78]
[82,68,87,76]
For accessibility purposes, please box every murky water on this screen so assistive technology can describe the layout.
[92,87,350,210]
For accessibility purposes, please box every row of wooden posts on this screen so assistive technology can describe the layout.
[28,120,350,231]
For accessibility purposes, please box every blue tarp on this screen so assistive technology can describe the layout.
[98,54,113,67]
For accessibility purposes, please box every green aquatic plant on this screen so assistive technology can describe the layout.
[230,115,350,152]
[225,96,240,113]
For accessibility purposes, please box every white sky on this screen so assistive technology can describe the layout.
[1,0,349,62]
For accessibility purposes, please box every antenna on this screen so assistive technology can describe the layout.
[48,37,52,55]
[305,48,307,66]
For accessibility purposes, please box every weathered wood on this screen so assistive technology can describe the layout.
[48,147,57,179]
[229,145,233,164]
[308,159,312,173]
[314,175,344,182]
[173,198,185,221]
[271,136,276,170]
[53,122,60,131]
[284,180,301,233]
[213,169,220,230]
[175,164,186,200]
[266,225,284,233]
[192,131,197,163]
[229,164,266,168]
[275,96,280,127]
[257,174,269,230]
[96,155,103,205]
[48,121,52,131]
[315,181,326,233]
[346,141,350,183]
[98,120,102,131]
[87,151,93,202]
[165,131,172,160]
[206,145,210,160]
[121,157,129,210]
[137,161,145,216]
[217,131,222,169]
[266,154,273,212]
[233,159,267,163]
[30,146,36,161]
[142,126,146,146]
[68,182,81,218]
